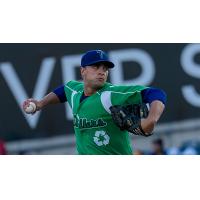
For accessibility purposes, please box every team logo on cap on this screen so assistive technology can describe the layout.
[96,50,104,59]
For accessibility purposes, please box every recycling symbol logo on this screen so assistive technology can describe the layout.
[93,131,110,146]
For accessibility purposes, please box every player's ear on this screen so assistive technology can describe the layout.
[80,67,85,78]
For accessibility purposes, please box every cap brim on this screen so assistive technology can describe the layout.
[84,60,115,68]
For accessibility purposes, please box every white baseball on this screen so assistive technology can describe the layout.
[25,102,37,114]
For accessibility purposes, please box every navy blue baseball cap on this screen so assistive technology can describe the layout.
[81,50,115,68]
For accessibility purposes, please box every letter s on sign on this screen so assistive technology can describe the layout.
[181,44,200,107]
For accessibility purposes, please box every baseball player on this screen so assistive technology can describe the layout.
[22,50,166,155]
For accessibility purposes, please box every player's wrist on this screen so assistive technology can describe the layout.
[37,100,45,110]
[141,118,155,133]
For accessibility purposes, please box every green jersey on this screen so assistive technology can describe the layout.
[64,81,147,155]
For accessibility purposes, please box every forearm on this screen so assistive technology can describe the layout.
[148,100,165,123]
[37,92,61,110]
[23,92,62,114]
[141,100,165,133]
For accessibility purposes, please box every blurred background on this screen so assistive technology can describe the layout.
[0,43,200,155]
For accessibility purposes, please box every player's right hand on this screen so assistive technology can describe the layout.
[22,98,41,114]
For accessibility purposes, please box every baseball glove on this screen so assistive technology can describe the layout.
[109,103,152,137]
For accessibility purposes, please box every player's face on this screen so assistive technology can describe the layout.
[81,63,109,89]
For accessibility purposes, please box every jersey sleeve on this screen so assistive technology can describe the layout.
[53,85,67,103]
[110,85,148,105]
[141,87,167,105]
[64,81,83,108]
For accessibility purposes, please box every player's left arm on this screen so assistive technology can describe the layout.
[141,88,167,135]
